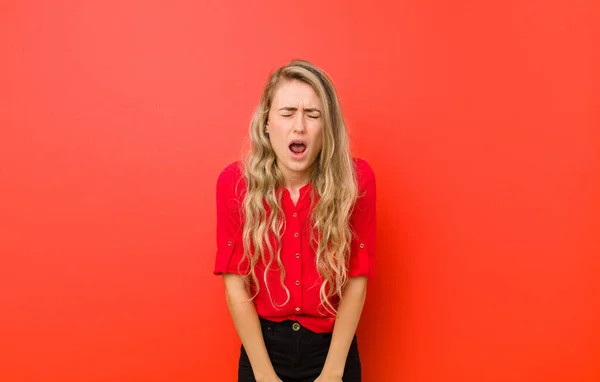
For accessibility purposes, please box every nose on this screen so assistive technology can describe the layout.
[293,113,306,133]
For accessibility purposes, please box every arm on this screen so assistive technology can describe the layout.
[318,276,368,380]
[214,166,280,380]
[223,274,281,382]
[317,160,376,380]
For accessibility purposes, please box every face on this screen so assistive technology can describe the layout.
[266,79,324,184]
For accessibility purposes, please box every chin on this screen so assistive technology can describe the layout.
[287,162,309,173]
[289,158,317,173]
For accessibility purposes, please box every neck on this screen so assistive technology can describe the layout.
[279,166,312,194]
[283,172,310,193]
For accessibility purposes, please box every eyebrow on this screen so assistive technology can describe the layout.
[278,106,322,114]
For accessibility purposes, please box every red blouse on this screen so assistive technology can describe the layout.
[213,158,376,333]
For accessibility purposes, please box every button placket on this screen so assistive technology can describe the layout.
[290,209,302,315]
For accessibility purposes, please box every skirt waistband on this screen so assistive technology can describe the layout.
[259,317,332,337]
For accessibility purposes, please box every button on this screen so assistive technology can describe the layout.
[295,253,300,258]
[292,322,301,331]
[360,243,365,248]
[295,280,300,286]
[294,232,299,238]
[293,212,298,217]
[295,307,300,312]
[227,241,232,246]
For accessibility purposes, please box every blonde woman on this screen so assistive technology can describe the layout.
[214,60,376,382]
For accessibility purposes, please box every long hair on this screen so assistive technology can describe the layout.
[241,59,358,315]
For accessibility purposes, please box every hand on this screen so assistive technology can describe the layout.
[314,375,342,382]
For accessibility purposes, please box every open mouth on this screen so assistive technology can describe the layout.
[289,142,307,155]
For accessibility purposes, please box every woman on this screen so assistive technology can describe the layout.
[214,59,376,382]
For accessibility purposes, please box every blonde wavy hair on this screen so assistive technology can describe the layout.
[241,59,358,315]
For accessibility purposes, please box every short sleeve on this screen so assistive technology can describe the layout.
[213,163,249,276]
[348,159,376,279]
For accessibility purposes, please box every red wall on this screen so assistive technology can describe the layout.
[1,1,599,381]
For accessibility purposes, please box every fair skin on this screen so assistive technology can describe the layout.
[266,79,323,204]
[223,274,282,381]
[314,276,368,381]
[224,79,367,382]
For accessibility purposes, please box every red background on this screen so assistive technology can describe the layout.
[1,1,599,381]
